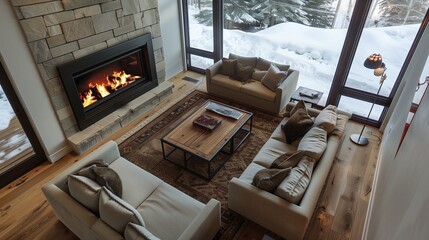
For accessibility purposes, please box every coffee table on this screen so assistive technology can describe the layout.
[160,100,253,179]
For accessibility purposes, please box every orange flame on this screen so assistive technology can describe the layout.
[80,70,141,108]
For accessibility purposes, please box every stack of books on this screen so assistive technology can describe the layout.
[299,89,319,99]
[193,114,222,132]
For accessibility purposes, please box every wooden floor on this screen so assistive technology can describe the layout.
[0,71,382,240]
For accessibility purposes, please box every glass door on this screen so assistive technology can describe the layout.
[183,0,219,71]
[338,1,429,123]
[0,60,46,188]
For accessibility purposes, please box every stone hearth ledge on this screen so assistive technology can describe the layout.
[69,81,174,154]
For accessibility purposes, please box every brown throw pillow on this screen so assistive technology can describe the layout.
[252,168,291,192]
[271,150,304,169]
[221,58,237,77]
[282,108,314,144]
[234,63,254,82]
[283,100,306,117]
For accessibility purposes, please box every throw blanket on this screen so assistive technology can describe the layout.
[77,159,123,197]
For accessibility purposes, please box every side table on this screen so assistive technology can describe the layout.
[290,86,324,107]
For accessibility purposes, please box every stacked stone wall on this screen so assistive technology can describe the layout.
[11,0,166,137]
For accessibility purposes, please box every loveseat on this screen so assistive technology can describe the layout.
[42,141,221,240]
[206,53,299,114]
[228,103,351,240]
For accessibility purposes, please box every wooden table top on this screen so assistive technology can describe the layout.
[161,100,252,160]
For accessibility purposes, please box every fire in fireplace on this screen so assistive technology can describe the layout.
[58,33,158,130]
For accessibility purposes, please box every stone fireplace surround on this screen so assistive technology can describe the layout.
[11,0,173,154]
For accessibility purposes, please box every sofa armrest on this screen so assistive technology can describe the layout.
[275,70,299,114]
[206,60,223,93]
[178,199,221,240]
[228,177,310,240]
[42,184,99,239]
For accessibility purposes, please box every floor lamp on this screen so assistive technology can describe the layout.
[350,53,387,146]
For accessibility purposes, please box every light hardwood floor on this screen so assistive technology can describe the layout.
[0,71,382,240]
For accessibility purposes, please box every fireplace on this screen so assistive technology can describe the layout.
[58,34,158,130]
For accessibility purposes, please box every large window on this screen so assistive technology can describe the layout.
[183,0,429,125]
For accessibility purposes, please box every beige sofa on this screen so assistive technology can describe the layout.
[206,54,299,114]
[42,141,221,240]
[228,103,351,240]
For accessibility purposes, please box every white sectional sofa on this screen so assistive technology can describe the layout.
[228,103,351,240]
[42,141,221,240]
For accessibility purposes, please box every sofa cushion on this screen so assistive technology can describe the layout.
[275,156,316,204]
[253,168,291,192]
[252,139,298,168]
[261,64,287,92]
[331,114,350,138]
[283,108,314,144]
[297,126,327,161]
[314,105,337,134]
[234,63,254,82]
[255,57,272,71]
[125,222,160,240]
[271,151,304,169]
[99,187,145,234]
[229,53,258,68]
[68,174,101,215]
[221,58,237,77]
[109,157,163,208]
[211,74,244,92]
[252,70,267,81]
[137,183,204,240]
[240,80,276,102]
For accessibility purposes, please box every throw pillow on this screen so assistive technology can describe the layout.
[255,57,272,71]
[234,63,254,82]
[297,126,327,161]
[282,108,314,144]
[314,105,337,134]
[229,53,258,68]
[261,64,287,92]
[99,187,145,234]
[252,70,268,81]
[283,100,307,117]
[275,62,290,72]
[221,58,237,77]
[77,159,122,197]
[68,174,101,215]
[125,222,160,240]
[253,168,291,192]
[271,150,304,169]
[331,114,350,137]
[275,156,316,204]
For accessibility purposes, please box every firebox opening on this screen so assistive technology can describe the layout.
[58,33,158,131]
[75,50,146,111]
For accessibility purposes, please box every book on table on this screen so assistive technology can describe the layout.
[205,102,242,120]
[193,114,222,132]
[299,88,319,99]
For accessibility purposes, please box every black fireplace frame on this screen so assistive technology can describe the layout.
[58,33,158,130]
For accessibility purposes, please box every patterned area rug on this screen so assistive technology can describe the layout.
[118,91,283,239]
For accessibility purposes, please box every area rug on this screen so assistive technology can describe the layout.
[118,90,283,239]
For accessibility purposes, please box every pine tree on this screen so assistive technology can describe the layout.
[378,0,429,26]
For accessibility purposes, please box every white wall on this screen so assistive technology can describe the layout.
[363,23,429,239]
[158,0,185,79]
[0,2,69,162]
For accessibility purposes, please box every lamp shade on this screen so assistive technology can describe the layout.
[364,53,382,69]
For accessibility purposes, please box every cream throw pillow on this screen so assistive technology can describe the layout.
[99,187,145,234]
[275,156,316,204]
[314,105,337,134]
[261,64,287,92]
[331,114,350,137]
[68,174,101,215]
[124,222,160,240]
[297,126,327,161]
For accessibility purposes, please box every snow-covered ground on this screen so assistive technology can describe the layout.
[188,6,429,118]
[0,85,15,131]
